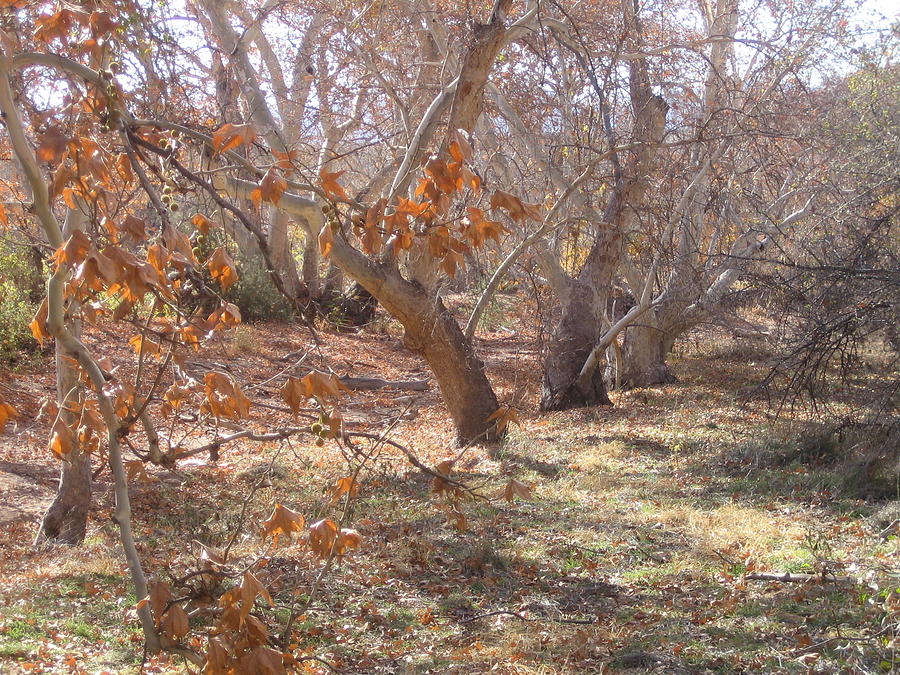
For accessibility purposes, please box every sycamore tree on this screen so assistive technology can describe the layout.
[0,1,531,668]
[102,0,552,444]
[458,0,857,404]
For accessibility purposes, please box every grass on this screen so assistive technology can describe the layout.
[0,325,896,673]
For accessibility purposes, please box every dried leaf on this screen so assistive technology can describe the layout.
[486,406,521,434]
[160,603,189,639]
[211,123,256,155]
[239,571,272,624]
[431,458,455,495]
[0,394,17,432]
[125,459,151,483]
[121,215,147,243]
[128,334,162,358]
[279,376,306,416]
[328,476,358,505]
[300,371,346,401]
[207,247,239,292]
[203,637,230,674]
[261,504,305,546]
[490,190,542,224]
[319,169,348,201]
[207,303,241,328]
[191,213,218,235]
[48,417,74,459]
[308,518,339,558]
[318,223,334,257]
[148,581,173,621]
[52,229,91,269]
[202,371,251,420]
[503,479,534,502]
[257,167,287,205]
[239,646,285,675]
[36,127,70,164]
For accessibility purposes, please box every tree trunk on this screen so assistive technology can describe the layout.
[404,296,501,444]
[36,206,91,545]
[36,339,91,545]
[36,448,91,544]
[540,280,612,411]
[619,318,677,388]
[267,206,303,299]
[227,189,503,445]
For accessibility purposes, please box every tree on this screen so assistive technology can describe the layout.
[174,0,543,443]
[460,0,854,403]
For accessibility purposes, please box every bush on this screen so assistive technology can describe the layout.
[0,240,38,362]
[224,253,295,323]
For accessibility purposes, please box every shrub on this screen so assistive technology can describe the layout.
[0,239,39,362]
[224,253,295,323]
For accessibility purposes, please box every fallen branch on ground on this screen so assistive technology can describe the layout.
[744,571,858,583]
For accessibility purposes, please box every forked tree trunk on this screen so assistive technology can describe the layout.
[540,281,611,411]
[540,228,621,411]
[37,208,91,545]
[537,9,668,410]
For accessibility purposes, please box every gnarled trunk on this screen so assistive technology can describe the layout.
[404,296,500,444]
[540,281,611,411]
[37,208,91,546]
[260,188,501,443]
[36,448,91,545]
[38,343,92,543]
[619,318,676,388]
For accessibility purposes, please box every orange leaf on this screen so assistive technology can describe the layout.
[160,603,189,639]
[121,215,147,243]
[239,646,285,675]
[431,458,456,495]
[300,371,346,401]
[128,334,162,358]
[486,405,521,434]
[262,504,305,546]
[0,394,17,432]
[319,169,348,201]
[52,229,91,269]
[162,225,196,264]
[335,528,362,555]
[239,571,272,624]
[36,127,70,164]
[308,518,339,558]
[503,479,534,502]
[318,223,334,257]
[30,297,51,347]
[207,247,239,292]
[490,190,542,224]
[208,303,241,328]
[328,476,358,505]
[191,213,218,235]
[202,371,251,420]
[279,376,306,416]
[258,167,287,205]
[148,581,173,621]
[211,123,256,155]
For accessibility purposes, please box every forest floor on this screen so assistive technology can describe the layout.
[0,303,897,674]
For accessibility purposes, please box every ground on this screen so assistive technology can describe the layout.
[0,307,897,674]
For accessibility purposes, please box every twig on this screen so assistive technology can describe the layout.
[457,609,596,625]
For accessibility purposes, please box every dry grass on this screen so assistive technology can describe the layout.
[0,318,896,673]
